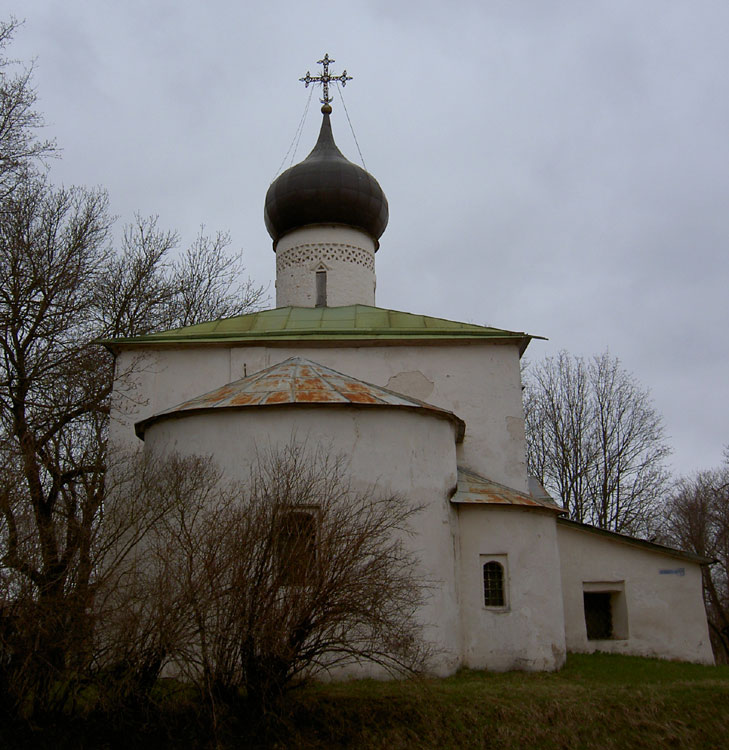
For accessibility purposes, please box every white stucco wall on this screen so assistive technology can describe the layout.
[275,225,376,307]
[142,404,462,677]
[456,505,566,671]
[557,522,714,664]
[111,340,528,492]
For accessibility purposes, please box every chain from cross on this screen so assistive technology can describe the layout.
[299,54,352,106]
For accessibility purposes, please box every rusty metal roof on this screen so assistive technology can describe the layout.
[135,357,466,440]
[451,468,564,513]
[101,305,539,355]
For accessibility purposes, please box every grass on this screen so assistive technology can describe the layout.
[291,654,729,749]
[3,653,729,749]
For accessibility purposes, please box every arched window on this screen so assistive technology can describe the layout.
[483,561,505,607]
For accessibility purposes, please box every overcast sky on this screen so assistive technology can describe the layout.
[9,1,729,478]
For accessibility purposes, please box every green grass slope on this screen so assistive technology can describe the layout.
[292,654,729,749]
[4,654,729,749]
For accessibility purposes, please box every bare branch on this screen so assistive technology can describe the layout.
[523,350,670,535]
[0,18,57,197]
[663,466,729,661]
[112,443,431,716]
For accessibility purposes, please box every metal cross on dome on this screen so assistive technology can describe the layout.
[299,54,352,108]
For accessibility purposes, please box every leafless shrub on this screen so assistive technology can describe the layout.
[89,452,226,713]
[131,443,431,718]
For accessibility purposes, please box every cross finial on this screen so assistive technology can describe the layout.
[300,54,352,112]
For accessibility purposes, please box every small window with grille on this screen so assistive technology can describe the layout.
[483,561,505,607]
[480,555,508,609]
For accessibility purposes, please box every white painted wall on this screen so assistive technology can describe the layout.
[557,522,714,664]
[275,225,376,307]
[109,343,716,674]
[111,340,528,492]
[142,405,462,677]
[456,505,567,671]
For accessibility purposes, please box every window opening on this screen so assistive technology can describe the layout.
[584,592,613,640]
[582,582,628,640]
[483,561,505,607]
[315,270,327,307]
[275,511,317,585]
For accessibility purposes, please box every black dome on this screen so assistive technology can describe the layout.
[264,113,389,246]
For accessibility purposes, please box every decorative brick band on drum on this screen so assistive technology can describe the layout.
[276,243,375,272]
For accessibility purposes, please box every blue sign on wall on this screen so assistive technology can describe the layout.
[659,568,685,576]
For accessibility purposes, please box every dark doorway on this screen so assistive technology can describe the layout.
[584,592,613,640]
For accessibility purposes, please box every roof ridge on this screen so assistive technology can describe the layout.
[310,359,388,406]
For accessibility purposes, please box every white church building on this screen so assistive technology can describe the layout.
[105,81,713,673]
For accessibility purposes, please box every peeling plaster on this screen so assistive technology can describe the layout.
[506,416,526,443]
[387,370,435,401]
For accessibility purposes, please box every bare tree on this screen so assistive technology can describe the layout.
[94,216,266,338]
[132,443,430,720]
[523,351,670,535]
[664,464,729,661]
[165,227,266,329]
[0,22,266,717]
[0,177,112,714]
[0,175,264,715]
[0,18,56,196]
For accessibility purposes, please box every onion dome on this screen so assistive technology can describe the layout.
[264,111,389,246]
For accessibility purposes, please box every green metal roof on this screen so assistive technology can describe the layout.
[100,305,540,353]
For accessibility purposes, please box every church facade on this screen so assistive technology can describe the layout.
[106,97,714,673]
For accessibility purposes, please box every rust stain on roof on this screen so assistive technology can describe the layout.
[135,357,466,441]
[296,389,335,402]
[263,391,290,404]
[229,392,263,406]
[210,385,235,399]
[342,391,379,404]
[451,468,564,513]
[176,383,236,409]
[343,381,369,392]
